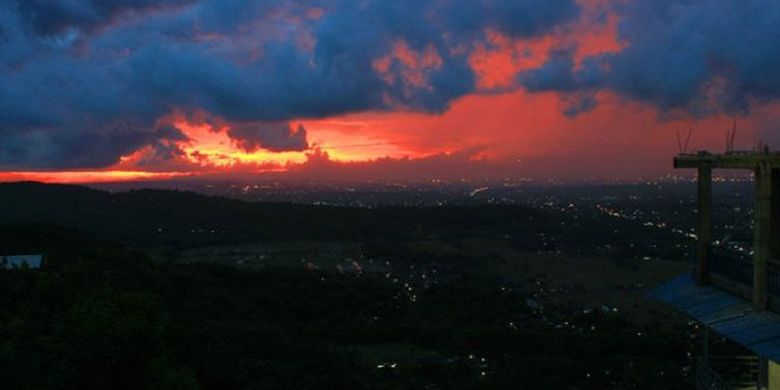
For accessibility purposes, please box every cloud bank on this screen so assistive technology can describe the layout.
[5,0,780,173]
[520,0,780,116]
[0,0,579,169]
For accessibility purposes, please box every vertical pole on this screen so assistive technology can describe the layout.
[754,164,771,310]
[696,166,712,285]
[771,169,780,261]
[759,357,768,390]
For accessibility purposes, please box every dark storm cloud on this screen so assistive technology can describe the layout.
[0,0,579,169]
[520,47,579,93]
[444,0,580,38]
[519,0,780,116]
[15,0,195,35]
[228,122,309,153]
[562,94,597,118]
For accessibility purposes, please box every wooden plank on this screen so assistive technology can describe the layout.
[675,153,780,170]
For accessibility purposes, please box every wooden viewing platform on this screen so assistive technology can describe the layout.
[674,151,780,310]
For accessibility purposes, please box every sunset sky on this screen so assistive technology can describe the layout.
[2,0,780,183]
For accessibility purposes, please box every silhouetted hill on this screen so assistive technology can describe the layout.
[0,182,549,248]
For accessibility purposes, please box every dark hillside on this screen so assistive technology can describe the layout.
[0,182,550,248]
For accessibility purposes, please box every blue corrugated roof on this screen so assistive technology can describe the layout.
[649,274,780,360]
[2,255,43,269]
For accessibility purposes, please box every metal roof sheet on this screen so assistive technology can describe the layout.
[649,274,780,361]
[2,255,43,269]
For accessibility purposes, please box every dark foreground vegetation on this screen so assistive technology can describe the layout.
[0,183,696,389]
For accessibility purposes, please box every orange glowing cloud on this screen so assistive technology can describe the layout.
[173,118,307,167]
[284,88,780,181]
[372,39,445,104]
[468,0,622,91]
[106,110,429,176]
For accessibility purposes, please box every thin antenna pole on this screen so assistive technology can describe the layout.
[725,130,729,153]
[683,128,693,153]
[676,130,683,154]
[728,117,737,152]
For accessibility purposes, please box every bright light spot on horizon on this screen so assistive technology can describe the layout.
[0,170,191,184]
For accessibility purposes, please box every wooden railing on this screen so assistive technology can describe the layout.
[696,355,759,390]
[704,247,780,307]
[709,251,753,289]
[768,265,780,298]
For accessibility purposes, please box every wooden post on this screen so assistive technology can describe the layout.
[771,169,780,261]
[754,164,772,310]
[696,166,712,285]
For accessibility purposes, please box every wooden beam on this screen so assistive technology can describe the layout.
[696,166,712,285]
[772,169,780,262]
[674,153,780,170]
[754,164,772,310]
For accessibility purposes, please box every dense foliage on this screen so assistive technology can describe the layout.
[0,226,694,389]
[0,183,696,388]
